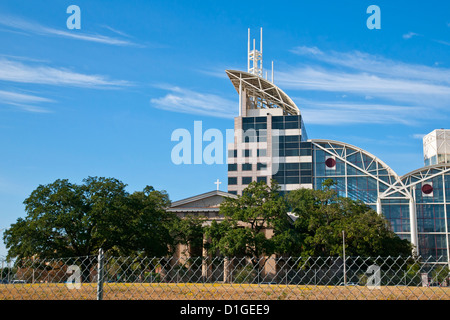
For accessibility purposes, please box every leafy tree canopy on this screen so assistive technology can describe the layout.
[206,180,289,265]
[207,179,412,259]
[3,177,176,260]
[282,179,413,257]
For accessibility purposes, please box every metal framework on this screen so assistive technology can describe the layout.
[311,140,450,263]
[227,28,297,116]
[248,28,263,78]
[226,69,300,116]
[225,27,450,264]
[311,139,409,198]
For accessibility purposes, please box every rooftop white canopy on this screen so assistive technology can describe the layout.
[226,69,300,116]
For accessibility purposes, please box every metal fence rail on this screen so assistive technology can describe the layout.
[1,251,449,300]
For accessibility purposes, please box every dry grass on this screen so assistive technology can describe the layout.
[1,282,450,300]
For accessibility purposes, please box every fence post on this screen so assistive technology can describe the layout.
[97,248,104,300]
[223,257,231,283]
[342,230,347,286]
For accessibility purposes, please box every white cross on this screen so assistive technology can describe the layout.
[214,179,221,191]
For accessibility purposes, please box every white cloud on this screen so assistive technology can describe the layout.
[293,97,425,125]
[290,46,323,56]
[412,133,426,139]
[100,25,132,39]
[277,66,450,106]
[168,46,449,124]
[0,90,52,104]
[288,47,450,85]
[0,14,137,46]
[403,32,419,39]
[151,86,237,118]
[0,57,131,88]
[276,47,450,125]
[0,90,53,113]
[433,39,450,46]
[0,56,132,112]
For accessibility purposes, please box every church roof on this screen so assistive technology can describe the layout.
[166,190,237,212]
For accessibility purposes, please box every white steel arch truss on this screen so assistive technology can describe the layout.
[399,165,450,264]
[226,70,300,116]
[310,140,411,199]
[382,165,450,198]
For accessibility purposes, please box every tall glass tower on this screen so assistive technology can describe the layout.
[225,28,450,264]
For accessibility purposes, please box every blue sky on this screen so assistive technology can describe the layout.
[0,0,449,257]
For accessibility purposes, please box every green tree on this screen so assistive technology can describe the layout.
[206,180,289,268]
[283,181,412,257]
[431,265,450,285]
[3,177,175,260]
[172,214,205,258]
[114,185,175,257]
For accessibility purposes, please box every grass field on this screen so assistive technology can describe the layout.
[1,282,450,300]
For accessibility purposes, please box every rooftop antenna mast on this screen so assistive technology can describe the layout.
[248,28,263,78]
[247,28,274,83]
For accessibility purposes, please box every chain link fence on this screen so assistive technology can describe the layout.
[1,251,450,300]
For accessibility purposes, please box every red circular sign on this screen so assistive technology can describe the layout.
[325,158,336,168]
[421,184,433,195]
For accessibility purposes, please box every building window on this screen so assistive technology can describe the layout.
[273,176,284,184]
[228,164,237,171]
[301,176,312,184]
[285,149,300,157]
[257,163,267,170]
[242,163,252,171]
[228,149,237,158]
[242,177,253,185]
[257,176,267,183]
[242,117,267,143]
[300,162,312,170]
[228,177,237,185]
[257,149,267,157]
[286,176,299,184]
[272,115,302,130]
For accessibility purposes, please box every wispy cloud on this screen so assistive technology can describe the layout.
[292,97,425,125]
[288,47,450,85]
[433,39,450,46]
[403,32,420,39]
[0,57,132,88]
[0,90,53,113]
[0,14,138,46]
[289,46,323,56]
[278,66,450,106]
[277,46,450,124]
[100,25,133,39]
[150,86,237,118]
[412,133,426,139]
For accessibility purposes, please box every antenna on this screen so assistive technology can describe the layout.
[271,60,274,83]
[247,28,250,73]
[260,27,263,75]
[247,28,263,77]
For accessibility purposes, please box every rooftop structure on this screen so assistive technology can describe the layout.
[423,129,450,166]
[225,28,450,264]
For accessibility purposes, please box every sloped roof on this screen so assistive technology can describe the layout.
[226,69,300,115]
[167,190,238,212]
